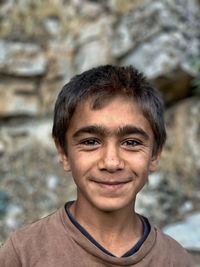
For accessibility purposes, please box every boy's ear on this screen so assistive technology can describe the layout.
[149,150,162,173]
[54,141,71,172]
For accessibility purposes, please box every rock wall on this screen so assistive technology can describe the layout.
[0,0,200,260]
[0,0,199,117]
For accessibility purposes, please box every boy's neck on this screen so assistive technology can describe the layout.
[69,199,143,257]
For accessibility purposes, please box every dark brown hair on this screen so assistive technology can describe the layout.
[52,65,166,155]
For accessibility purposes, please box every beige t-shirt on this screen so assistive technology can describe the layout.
[0,204,194,266]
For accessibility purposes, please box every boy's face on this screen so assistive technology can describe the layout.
[57,95,160,212]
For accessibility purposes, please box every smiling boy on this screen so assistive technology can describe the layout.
[0,65,194,266]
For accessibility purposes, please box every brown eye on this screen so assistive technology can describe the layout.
[121,139,143,151]
[122,140,140,146]
[81,139,100,146]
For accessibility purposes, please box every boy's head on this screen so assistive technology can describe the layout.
[52,65,166,156]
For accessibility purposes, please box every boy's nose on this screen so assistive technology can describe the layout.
[98,144,125,172]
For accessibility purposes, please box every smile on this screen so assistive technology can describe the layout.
[91,179,131,190]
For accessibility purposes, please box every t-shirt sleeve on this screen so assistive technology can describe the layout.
[0,237,21,267]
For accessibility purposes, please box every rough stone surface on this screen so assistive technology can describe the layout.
[0,41,47,76]
[75,16,114,72]
[159,97,200,198]
[0,78,39,116]
[0,0,199,114]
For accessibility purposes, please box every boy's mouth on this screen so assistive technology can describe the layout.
[90,178,132,189]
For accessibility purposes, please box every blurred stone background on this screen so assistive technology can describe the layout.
[0,0,200,264]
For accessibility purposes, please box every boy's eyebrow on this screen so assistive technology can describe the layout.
[72,125,149,140]
[117,125,149,140]
[72,125,108,139]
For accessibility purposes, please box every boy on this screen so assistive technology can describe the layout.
[0,65,194,266]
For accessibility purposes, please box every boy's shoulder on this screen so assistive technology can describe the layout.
[0,206,75,267]
[155,225,187,250]
[7,206,64,251]
[153,225,194,265]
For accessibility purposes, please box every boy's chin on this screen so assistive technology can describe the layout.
[92,198,134,213]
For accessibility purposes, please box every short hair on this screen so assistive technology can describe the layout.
[52,65,166,156]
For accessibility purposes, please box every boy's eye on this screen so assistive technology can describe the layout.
[122,139,141,147]
[81,139,100,146]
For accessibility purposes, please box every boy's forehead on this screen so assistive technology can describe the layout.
[74,95,140,115]
[66,96,153,138]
